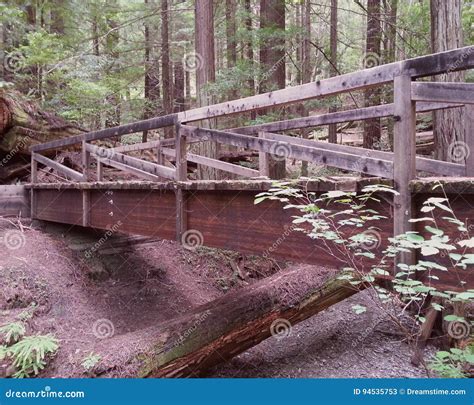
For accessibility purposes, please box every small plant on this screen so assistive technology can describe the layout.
[81,352,101,372]
[6,335,59,378]
[428,346,474,378]
[0,322,26,344]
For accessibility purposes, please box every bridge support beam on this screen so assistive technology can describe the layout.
[393,74,417,267]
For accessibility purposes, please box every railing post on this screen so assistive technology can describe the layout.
[156,140,164,166]
[175,122,188,242]
[81,140,90,227]
[258,131,270,178]
[393,74,417,267]
[465,104,474,176]
[30,153,37,219]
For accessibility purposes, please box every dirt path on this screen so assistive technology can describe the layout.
[0,222,431,378]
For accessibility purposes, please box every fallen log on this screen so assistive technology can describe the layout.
[95,267,363,378]
[0,88,86,181]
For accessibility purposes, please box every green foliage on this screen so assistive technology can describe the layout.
[5,335,59,378]
[81,352,102,372]
[428,346,474,378]
[0,322,26,345]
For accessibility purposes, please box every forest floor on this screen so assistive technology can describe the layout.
[0,219,433,378]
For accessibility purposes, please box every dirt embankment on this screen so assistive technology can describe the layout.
[0,220,430,378]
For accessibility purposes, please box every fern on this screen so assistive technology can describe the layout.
[7,335,59,378]
[0,322,26,344]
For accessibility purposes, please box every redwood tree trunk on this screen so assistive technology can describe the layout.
[328,0,338,144]
[161,0,173,138]
[430,0,465,162]
[363,0,382,150]
[259,0,286,179]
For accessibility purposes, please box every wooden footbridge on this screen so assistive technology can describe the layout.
[28,47,474,293]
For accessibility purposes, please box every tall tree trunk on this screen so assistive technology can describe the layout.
[259,0,286,179]
[430,0,465,162]
[173,62,185,112]
[244,0,256,120]
[50,0,65,35]
[105,2,120,128]
[384,0,398,150]
[195,0,218,180]
[161,0,173,138]
[143,0,160,142]
[300,0,312,177]
[226,0,237,101]
[363,0,382,150]
[328,0,338,145]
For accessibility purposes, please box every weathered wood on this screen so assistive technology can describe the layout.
[30,114,178,152]
[0,185,29,217]
[82,140,91,181]
[96,157,162,182]
[33,153,86,181]
[263,131,465,176]
[182,125,394,178]
[82,190,90,227]
[162,147,259,178]
[93,268,362,377]
[258,132,270,177]
[86,143,176,180]
[465,105,474,176]
[393,74,416,265]
[175,124,187,181]
[30,154,37,218]
[29,47,474,153]
[112,139,175,153]
[412,82,474,104]
[175,188,187,242]
[232,102,462,135]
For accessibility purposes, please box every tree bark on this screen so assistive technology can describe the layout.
[195,0,218,180]
[363,0,382,150]
[161,0,173,138]
[105,1,121,129]
[328,0,338,145]
[259,0,286,179]
[430,0,465,162]
[94,268,361,378]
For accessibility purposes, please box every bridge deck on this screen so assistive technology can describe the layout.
[28,177,473,291]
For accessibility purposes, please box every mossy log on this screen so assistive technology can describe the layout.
[0,88,86,181]
[95,267,362,378]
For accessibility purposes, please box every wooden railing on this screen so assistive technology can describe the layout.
[30,46,474,261]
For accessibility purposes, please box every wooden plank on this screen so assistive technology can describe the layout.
[30,47,474,153]
[33,153,85,181]
[97,160,103,181]
[263,131,465,176]
[412,82,474,104]
[175,124,187,181]
[96,157,162,182]
[113,139,175,153]
[175,189,187,242]
[393,74,416,266]
[465,105,474,176]
[82,190,90,227]
[232,102,462,135]
[162,147,259,178]
[0,185,29,217]
[178,46,474,123]
[30,154,37,218]
[86,143,176,180]
[258,132,270,177]
[182,125,394,178]
[82,140,91,181]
